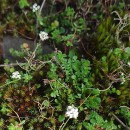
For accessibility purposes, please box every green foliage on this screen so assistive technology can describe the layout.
[43,100,50,108]
[58,115,65,122]
[47,52,92,100]
[19,0,29,9]
[0,119,4,127]
[0,0,130,129]
[23,73,33,83]
[7,120,25,130]
[94,17,117,56]
[9,48,25,58]
[83,111,118,130]
[0,103,10,114]
[40,7,86,46]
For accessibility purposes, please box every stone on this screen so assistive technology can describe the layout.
[2,35,54,62]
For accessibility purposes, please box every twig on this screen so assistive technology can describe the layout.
[6,29,34,40]
[81,41,95,59]
[7,104,21,123]
[35,60,52,71]
[120,106,130,110]
[48,127,54,130]
[112,113,130,130]
[0,63,26,67]
[112,11,129,44]
[99,81,114,92]
[59,118,70,130]
[8,115,31,119]
[35,0,46,44]
[85,0,93,16]
[39,0,46,16]
[79,93,91,108]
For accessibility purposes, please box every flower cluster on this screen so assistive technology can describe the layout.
[39,31,49,41]
[32,3,40,12]
[120,72,125,84]
[11,71,21,79]
[65,105,78,119]
[128,62,130,67]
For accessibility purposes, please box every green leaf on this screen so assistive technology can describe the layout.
[66,7,75,17]
[50,90,59,97]
[83,122,88,129]
[7,122,23,130]
[19,120,25,125]
[7,124,16,130]
[66,41,73,46]
[23,73,32,83]
[116,90,121,95]
[37,16,44,26]
[51,20,59,29]
[125,47,130,54]
[92,89,100,95]
[73,56,78,60]
[43,100,50,107]
[0,119,4,127]
[112,88,116,93]
[114,48,121,55]
[71,75,76,79]
[19,0,29,8]
[58,115,65,122]
[77,123,83,130]
[0,104,9,114]
[9,68,15,73]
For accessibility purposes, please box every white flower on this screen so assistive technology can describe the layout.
[65,105,78,119]
[128,62,130,67]
[11,71,21,79]
[39,31,49,41]
[120,72,125,84]
[32,3,40,12]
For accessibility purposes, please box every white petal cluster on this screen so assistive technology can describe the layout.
[120,72,125,84]
[32,3,40,12]
[11,71,21,79]
[65,105,78,119]
[39,31,49,41]
[128,62,130,67]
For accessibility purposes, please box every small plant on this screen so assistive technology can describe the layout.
[0,0,130,129]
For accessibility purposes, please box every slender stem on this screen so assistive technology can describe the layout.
[35,0,46,44]
[120,106,130,110]
[0,63,26,67]
[79,94,91,108]
[59,118,70,130]
[7,104,21,123]
[39,0,46,16]
[99,82,114,92]
[112,113,130,130]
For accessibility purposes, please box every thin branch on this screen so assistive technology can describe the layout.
[79,93,91,108]
[7,104,21,123]
[39,0,46,16]
[112,113,130,130]
[35,0,46,44]
[59,118,70,130]
[0,63,26,67]
[99,81,114,92]
[120,106,130,110]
